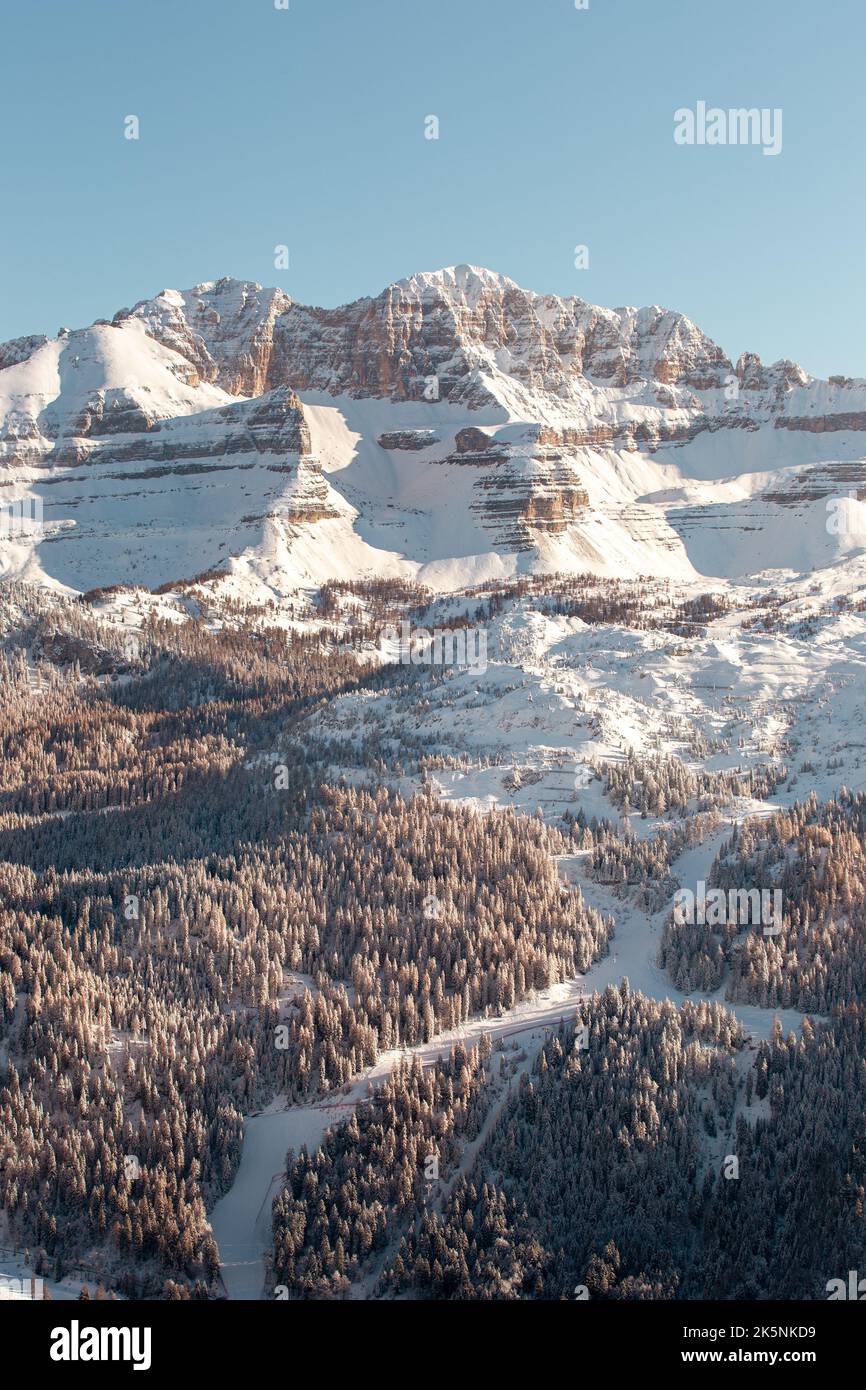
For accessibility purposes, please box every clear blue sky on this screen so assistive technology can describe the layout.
[1,0,863,377]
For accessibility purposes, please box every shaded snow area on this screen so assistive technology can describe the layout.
[302,576,866,816]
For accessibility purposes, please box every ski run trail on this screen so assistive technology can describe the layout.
[211,811,814,1299]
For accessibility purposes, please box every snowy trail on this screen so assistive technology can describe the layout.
[210,1100,353,1300]
[211,812,816,1299]
[560,819,816,1043]
[210,977,591,1300]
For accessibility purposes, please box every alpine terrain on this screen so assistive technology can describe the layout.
[2,267,866,1306]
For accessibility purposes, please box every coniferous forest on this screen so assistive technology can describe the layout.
[0,577,863,1306]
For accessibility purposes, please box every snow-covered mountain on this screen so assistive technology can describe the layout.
[3,264,866,595]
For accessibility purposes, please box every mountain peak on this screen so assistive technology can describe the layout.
[391,264,522,301]
[1,261,865,597]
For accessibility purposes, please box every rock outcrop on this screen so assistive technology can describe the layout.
[3,264,866,593]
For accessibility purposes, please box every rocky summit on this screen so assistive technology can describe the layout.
[2,264,866,596]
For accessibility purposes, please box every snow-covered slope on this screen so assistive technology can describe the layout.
[2,266,866,595]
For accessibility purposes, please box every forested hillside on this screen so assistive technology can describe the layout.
[659,791,866,1009]
[271,985,863,1301]
[0,590,609,1295]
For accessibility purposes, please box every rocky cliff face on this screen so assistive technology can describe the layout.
[106,266,738,408]
[3,264,866,594]
[122,279,294,397]
[110,264,865,436]
[0,334,48,372]
[227,265,737,406]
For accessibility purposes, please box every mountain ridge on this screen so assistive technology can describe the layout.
[2,265,866,597]
[1,264,821,403]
